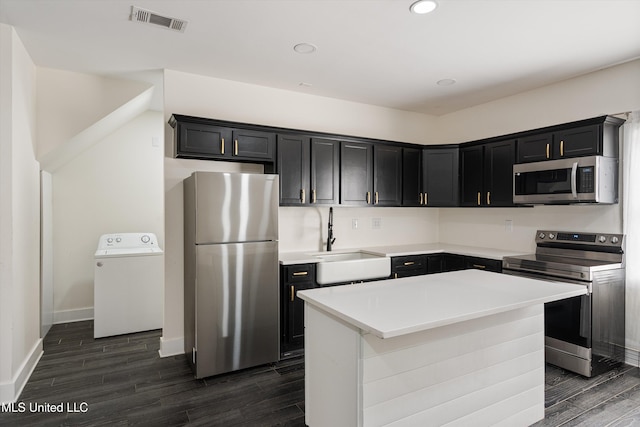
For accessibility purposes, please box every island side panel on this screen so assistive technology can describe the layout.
[305,303,363,427]
[361,305,546,426]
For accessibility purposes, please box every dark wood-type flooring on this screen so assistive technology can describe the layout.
[2,321,640,426]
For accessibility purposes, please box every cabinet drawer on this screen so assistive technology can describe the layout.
[465,256,502,273]
[391,255,428,276]
[283,264,316,283]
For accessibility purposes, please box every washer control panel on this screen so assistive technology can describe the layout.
[97,233,159,250]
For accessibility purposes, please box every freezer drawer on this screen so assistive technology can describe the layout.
[190,241,279,378]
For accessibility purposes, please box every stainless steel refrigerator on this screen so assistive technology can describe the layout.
[183,171,279,379]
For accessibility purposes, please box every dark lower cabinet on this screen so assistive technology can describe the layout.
[281,264,316,358]
[391,255,428,278]
[465,256,502,273]
[392,253,497,277]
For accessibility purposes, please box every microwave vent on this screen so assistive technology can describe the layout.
[130,6,188,33]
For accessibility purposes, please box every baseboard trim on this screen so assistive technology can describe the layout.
[53,307,93,324]
[0,339,43,404]
[625,347,640,367]
[159,335,184,358]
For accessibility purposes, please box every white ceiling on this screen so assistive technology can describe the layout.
[1,0,639,116]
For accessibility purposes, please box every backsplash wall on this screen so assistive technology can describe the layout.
[278,206,440,253]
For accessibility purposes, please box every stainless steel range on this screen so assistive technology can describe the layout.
[503,230,625,377]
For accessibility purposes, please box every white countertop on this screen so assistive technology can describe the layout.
[297,269,587,339]
[279,243,526,265]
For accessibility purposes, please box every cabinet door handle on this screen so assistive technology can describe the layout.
[560,140,564,157]
[292,271,308,276]
[366,192,371,204]
[546,143,550,159]
[234,139,238,156]
[472,264,486,269]
[290,285,295,302]
[375,191,379,205]
[300,189,305,204]
[221,138,225,155]
[312,189,317,203]
[424,193,428,206]
[419,193,423,205]
[477,192,481,206]
[394,273,398,279]
[403,261,415,266]
[487,191,491,205]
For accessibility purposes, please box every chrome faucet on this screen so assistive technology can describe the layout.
[327,207,336,251]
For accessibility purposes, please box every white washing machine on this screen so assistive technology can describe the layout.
[94,233,163,338]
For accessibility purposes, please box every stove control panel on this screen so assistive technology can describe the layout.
[535,230,624,249]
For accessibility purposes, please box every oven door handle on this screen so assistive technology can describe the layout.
[570,161,578,199]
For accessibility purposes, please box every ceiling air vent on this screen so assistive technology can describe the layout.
[130,6,188,33]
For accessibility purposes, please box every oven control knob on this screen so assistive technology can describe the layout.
[599,235,607,243]
[611,236,619,244]
[538,232,546,239]
[548,233,555,240]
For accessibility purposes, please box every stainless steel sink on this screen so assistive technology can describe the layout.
[311,251,391,285]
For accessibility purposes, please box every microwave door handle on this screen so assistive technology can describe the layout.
[571,161,578,199]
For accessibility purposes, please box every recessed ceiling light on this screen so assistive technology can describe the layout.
[293,43,317,54]
[437,78,456,86]
[410,0,438,15]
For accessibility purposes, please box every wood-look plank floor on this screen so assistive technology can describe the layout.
[2,321,639,426]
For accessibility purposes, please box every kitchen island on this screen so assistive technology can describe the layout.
[297,269,587,427]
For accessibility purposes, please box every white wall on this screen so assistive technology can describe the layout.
[0,24,42,404]
[36,68,152,159]
[161,69,441,355]
[51,110,164,323]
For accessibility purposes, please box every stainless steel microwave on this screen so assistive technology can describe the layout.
[513,155,618,204]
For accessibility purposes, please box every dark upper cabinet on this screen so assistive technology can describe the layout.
[374,145,403,206]
[340,142,374,205]
[483,140,516,206]
[402,148,422,207]
[170,114,275,163]
[311,138,340,205]
[516,116,624,163]
[461,140,515,207]
[341,142,402,206]
[422,147,459,207]
[518,126,598,163]
[277,134,310,206]
[555,125,601,158]
[460,145,484,206]
[175,122,231,157]
[232,129,275,160]
[517,132,553,163]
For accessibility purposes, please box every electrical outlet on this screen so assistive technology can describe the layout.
[372,217,382,229]
[505,219,513,232]
[352,219,358,229]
